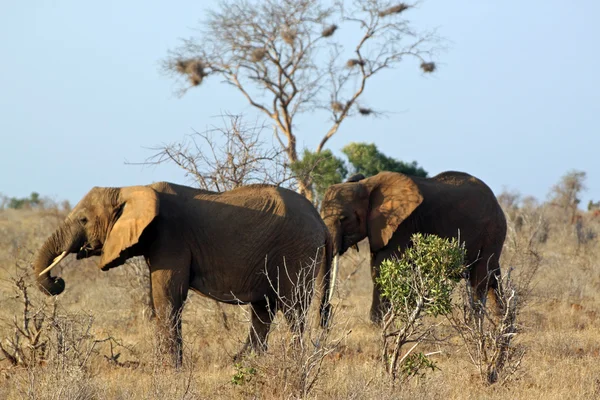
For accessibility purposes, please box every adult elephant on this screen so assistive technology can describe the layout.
[320,171,507,324]
[33,182,333,365]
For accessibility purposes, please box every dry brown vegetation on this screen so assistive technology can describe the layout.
[2,191,600,399]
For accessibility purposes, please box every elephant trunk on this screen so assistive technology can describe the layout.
[33,221,84,296]
[319,230,336,328]
[325,219,343,257]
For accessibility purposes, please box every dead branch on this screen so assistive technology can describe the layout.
[136,113,294,192]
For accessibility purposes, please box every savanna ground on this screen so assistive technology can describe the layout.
[1,199,600,399]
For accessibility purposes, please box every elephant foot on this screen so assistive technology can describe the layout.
[369,312,384,326]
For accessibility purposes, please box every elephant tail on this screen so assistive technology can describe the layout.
[319,231,336,328]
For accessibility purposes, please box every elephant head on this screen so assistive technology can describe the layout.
[34,186,159,295]
[320,172,424,257]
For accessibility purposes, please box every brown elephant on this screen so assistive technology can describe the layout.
[33,182,333,365]
[320,171,507,324]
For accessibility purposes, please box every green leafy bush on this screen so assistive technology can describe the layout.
[378,233,465,319]
[231,362,257,385]
[377,233,466,381]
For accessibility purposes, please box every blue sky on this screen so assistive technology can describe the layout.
[1,1,598,206]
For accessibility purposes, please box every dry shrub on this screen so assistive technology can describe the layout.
[23,364,99,400]
[0,273,52,367]
[231,259,350,399]
[232,316,349,399]
[0,264,138,399]
[502,205,544,303]
[443,200,540,385]
[448,268,525,385]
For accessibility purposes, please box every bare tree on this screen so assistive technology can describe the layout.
[163,0,440,199]
[548,169,587,223]
[145,113,293,192]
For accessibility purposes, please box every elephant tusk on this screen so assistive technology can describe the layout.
[328,255,339,303]
[38,251,68,276]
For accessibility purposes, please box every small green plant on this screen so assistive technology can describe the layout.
[401,352,438,379]
[231,362,257,385]
[377,233,466,381]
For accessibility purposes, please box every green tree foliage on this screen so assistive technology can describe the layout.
[291,143,427,201]
[377,233,465,380]
[6,192,42,210]
[342,142,427,178]
[290,149,347,201]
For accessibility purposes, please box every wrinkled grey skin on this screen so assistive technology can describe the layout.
[34,182,334,365]
[320,171,507,324]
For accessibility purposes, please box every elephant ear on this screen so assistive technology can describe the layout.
[367,172,423,252]
[99,186,159,269]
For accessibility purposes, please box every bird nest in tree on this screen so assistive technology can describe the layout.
[250,48,267,62]
[175,59,207,86]
[331,102,344,113]
[378,3,410,17]
[420,62,436,73]
[322,24,337,37]
[358,107,373,116]
[281,28,297,45]
[346,59,366,68]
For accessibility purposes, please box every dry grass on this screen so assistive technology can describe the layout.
[2,204,600,399]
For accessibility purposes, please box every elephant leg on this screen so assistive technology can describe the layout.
[150,269,189,367]
[369,253,391,325]
[469,251,502,315]
[234,298,276,361]
[146,246,190,368]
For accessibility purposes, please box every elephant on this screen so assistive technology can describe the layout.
[320,171,507,324]
[33,181,334,365]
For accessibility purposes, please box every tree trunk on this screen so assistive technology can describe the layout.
[297,178,314,203]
